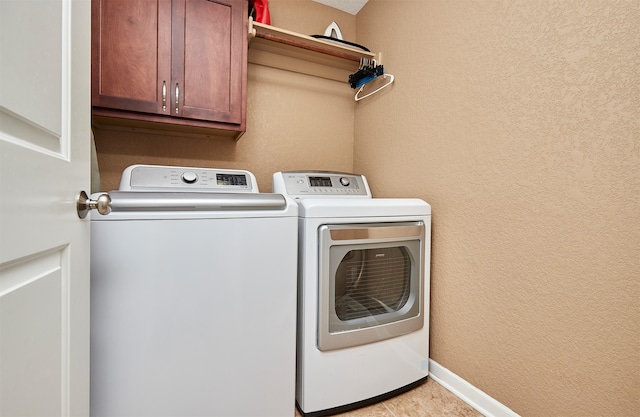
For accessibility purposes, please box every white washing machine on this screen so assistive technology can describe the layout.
[90,165,298,417]
[273,171,431,416]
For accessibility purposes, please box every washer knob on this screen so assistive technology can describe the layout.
[181,171,198,184]
[339,177,350,186]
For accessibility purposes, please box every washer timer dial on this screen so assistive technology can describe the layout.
[181,171,198,184]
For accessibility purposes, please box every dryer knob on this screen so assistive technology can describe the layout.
[339,177,350,186]
[182,171,198,184]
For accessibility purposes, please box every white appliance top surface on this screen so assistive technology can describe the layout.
[273,171,430,218]
[296,197,430,218]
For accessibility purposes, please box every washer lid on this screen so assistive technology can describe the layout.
[296,197,430,218]
[90,191,298,220]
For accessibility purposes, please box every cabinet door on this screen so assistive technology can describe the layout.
[92,0,171,114]
[171,0,246,124]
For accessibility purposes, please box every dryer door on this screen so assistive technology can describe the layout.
[317,222,425,351]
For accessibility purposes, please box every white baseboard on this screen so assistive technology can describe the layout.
[428,359,521,417]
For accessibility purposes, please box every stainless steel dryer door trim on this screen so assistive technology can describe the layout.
[328,224,424,241]
[317,221,426,351]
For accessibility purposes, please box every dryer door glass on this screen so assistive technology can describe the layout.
[335,247,411,321]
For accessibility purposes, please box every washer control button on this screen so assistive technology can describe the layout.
[181,171,198,184]
[339,177,350,186]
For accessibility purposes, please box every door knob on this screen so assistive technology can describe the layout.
[77,191,111,219]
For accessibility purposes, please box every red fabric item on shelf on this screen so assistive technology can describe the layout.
[254,0,270,24]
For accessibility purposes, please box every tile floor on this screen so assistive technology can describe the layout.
[294,378,483,417]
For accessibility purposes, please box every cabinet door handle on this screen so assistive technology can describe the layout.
[162,81,167,112]
[175,83,179,114]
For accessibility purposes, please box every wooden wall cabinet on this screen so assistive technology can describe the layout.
[92,0,247,139]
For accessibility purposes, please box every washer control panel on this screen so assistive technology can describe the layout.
[273,171,371,198]
[119,165,259,193]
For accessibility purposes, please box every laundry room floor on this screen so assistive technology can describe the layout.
[294,378,483,417]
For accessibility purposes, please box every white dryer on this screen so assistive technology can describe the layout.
[273,171,431,416]
[91,165,298,417]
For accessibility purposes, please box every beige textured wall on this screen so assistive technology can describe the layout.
[355,1,639,416]
[93,0,356,192]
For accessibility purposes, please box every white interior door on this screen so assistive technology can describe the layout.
[0,0,91,415]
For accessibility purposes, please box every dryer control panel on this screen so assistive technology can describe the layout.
[273,171,371,198]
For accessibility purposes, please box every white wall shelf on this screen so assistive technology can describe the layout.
[248,20,379,82]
